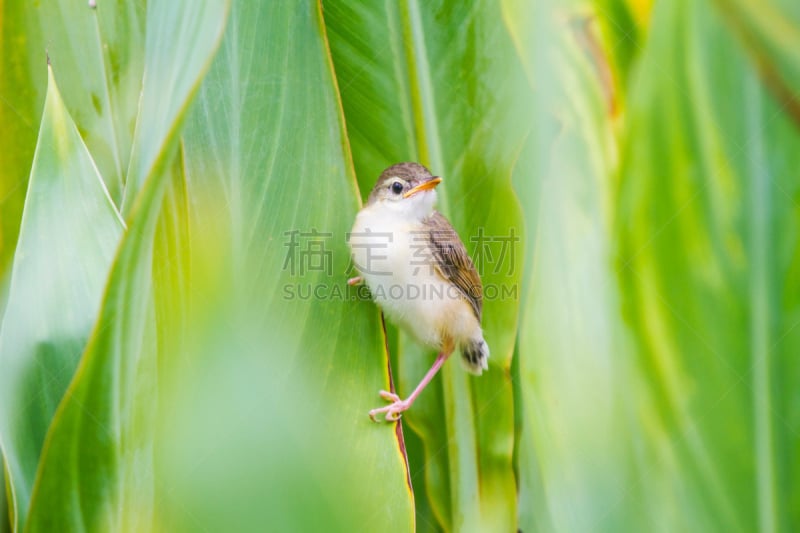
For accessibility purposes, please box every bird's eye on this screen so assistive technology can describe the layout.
[391,181,404,195]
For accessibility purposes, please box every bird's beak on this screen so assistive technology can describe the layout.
[404,176,442,198]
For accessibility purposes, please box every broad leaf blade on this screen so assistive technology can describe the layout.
[0,2,45,281]
[0,68,124,532]
[593,0,644,95]
[0,0,146,283]
[716,0,800,127]
[325,1,526,529]
[36,0,146,203]
[508,1,635,530]
[616,0,800,528]
[25,1,230,529]
[1,460,8,533]
[159,1,414,528]
[121,1,227,215]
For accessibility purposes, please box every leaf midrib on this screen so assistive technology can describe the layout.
[397,1,481,528]
[400,0,450,217]
[745,74,777,533]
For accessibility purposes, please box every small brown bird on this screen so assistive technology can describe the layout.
[348,162,488,421]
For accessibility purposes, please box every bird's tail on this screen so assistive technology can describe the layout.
[460,336,489,375]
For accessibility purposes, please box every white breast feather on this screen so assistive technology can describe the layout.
[350,203,480,349]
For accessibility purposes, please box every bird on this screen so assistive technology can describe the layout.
[348,162,489,422]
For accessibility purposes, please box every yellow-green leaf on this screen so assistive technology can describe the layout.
[156,1,415,528]
[37,0,146,203]
[0,1,45,282]
[0,68,124,532]
[24,1,230,530]
[616,0,800,528]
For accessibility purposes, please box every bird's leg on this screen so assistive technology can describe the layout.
[369,349,451,422]
[347,276,363,286]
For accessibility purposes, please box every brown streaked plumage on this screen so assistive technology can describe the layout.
[426,211,483,321]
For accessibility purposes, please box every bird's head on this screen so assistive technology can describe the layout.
[366,162,442,220]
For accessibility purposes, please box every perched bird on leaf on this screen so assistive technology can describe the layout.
[349,162,488,421]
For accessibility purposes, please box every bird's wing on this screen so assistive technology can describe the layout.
[425,211,483,321]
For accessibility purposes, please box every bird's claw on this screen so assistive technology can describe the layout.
[379,390,400,402]
[368,390,408,422]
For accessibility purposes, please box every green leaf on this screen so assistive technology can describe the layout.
[509,1,634,530]
[0,68,124,532]
[24,1,229,529]
[26,0,145,204]
[2,455,11,533]
[615,0,800,529]
[0,1,45,281]
[121,0,225,215]
[715,0,800,127]
[593,0,641,94]
[0,0,146,283]
[324,1,526,529]
[156,1,414,528]
[36,0,146,203]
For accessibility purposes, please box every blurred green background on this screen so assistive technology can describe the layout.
[1,0,799,531]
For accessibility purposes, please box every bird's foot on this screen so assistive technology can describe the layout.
[378,390,400,402]
[369,390,409,422]
[347,276,363,286]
